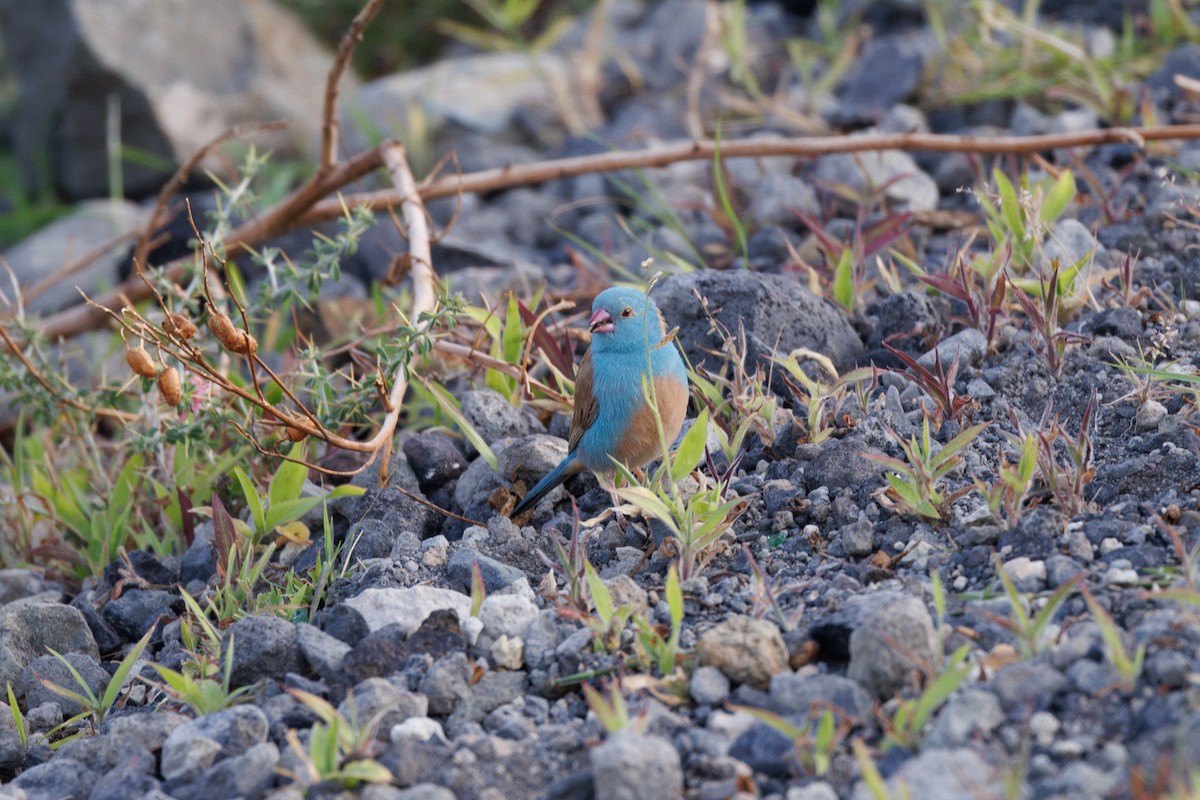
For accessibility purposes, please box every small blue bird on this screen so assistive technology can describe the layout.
[511,287,689,518]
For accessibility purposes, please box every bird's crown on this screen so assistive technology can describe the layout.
[589,287,666,352]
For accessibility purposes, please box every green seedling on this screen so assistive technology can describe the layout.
[285,689,393,788]
[853,737,912,800]
[582,560,636,653]
[733,705,847,778]
[632,564,685,676]
[6,682,27,750]
[985,553,1080,658]
[865,418,987,521]
[231,444,364,546]
[976,430,1039,527]
[581,679,635,734]
[1081,586,1145,691]
[41,627,153,734]
[773,349,875,446]
[883,643,973,752]
[148,630,252,716]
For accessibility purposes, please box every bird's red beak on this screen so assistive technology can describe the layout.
[589,308,614,334]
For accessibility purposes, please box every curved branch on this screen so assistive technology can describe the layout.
[298,123,1200,223]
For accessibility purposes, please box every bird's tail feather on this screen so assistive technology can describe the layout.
[511,456,577,518]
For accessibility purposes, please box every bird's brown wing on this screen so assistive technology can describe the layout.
[568,350,599,454]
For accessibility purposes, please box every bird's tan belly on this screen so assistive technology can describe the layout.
[613,375,689,468]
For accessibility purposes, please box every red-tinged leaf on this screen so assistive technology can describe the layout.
[212,494,237,582]
[790,209,845,262]
[860,212,912,259]
[178,489,195,548]
[517,300,573,385]
[917,271,972,304]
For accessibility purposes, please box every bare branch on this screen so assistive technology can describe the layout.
[320,0,386,172]
[300,123,1200,223]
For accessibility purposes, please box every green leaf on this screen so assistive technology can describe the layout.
[994,168,1025,242]
[1039,169,1075,224]
[832,248,854,311]
[422,378,499,472]
[268,451,308,509]
[665,564,684,632]
[101,627,154,712]
[337,759,394,785]
[614,486,678,530]
[502,293,523,367]
[326,485,366,501]
[263,497,322,531]
[671,409,709,483]
[6,682,26,749]
[585,561,614,622]
[233,466,265,534]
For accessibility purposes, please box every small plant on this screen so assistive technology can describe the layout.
[613,406,747,580]
[231,445,363,546]
[539,501,590,614]
[882,344,975,425]
[148,630,253,716]
[41,628,154,735]
[976,429,1039,527]
[580,560,636,653]
[734,705,848,778]
[1032,392,1097,517]
[688,332,778,462]
[916,247,1011,354]
[1010,263,1091,380]
[985,553,1079,658]
[882,643,973,752]
[1081,586,1145,692]
[978,167,1077,274]
[581,679,635,734]
[5,682,27,751]
[284,689,393,789]
[632,564,685,676]
[865,417,987,522]
[773,348,876,446]
[791,190,914,313]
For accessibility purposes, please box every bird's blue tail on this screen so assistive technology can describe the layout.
[511,455,577,518]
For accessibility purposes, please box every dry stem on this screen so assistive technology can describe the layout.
[320,0,386,171]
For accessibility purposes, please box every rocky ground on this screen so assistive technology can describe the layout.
[5,1,1200,799]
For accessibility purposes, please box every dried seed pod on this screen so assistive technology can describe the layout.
[126,347,157,379]
[284,425,307,442]
[208,313,239,349]
[208,312,257,355]
[230,331,258,355]
[163,312,197,341]
[158,366,182,406]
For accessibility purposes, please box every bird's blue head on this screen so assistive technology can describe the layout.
[588,287,666,355]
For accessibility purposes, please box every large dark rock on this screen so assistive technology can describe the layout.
[652,271,863,373]
[222,615,304,688]
[0,600,98,691]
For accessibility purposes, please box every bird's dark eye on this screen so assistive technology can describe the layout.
[620,307,634,318]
